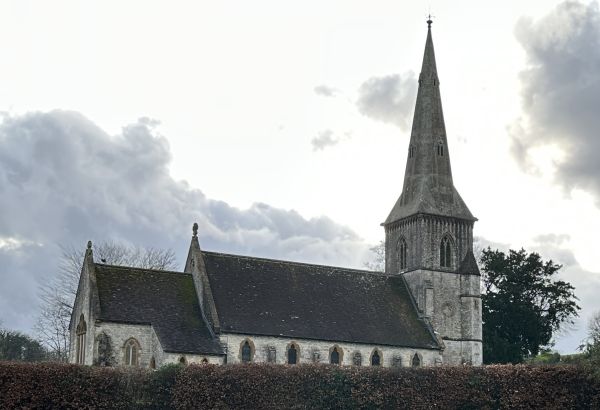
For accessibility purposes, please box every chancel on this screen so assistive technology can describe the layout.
[69,20,482,368]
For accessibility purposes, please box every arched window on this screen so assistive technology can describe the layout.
[437,143,444,156]
[201,358,209,364]
[150,357,156,369]
[398,238,407,271]
[75,314,87,364]
[440,236,452,268]
[412,353,421,367]
[241,340,253,363]
[330,347,341,365]
[409,145,416,158]
[124,338,141,366]
[371,350,381,366]
[179,356,187,364]
[287,343,298,365]
[352,352,362,366]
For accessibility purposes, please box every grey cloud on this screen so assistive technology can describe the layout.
[314,85,338,97]
[311,129,339,151]
[0,111,370,333]
[527,236,598,352]
[356,72,417,130]
[511,1,600,202]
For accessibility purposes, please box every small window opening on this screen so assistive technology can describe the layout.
[287,344,298,365]
[201,358,209,364]
[75,314,87,365]
[371,351,381,366]
[179,356,186,364]
[440,237,452,268]
[412,353,421,367]
[330,347,340,365]
[398,238,407,270]
[241,340,252,363]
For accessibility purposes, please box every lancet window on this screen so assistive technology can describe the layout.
[287,344,298,365]
[124,338,141,366]
[330,347,341,365]
[75,314,87,365]
[371,350,381,366]
[440,236,452,268]
[398,238,408,271]
[241,340,253,363]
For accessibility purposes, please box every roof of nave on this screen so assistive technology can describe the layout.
[94,264,224,355]
[202,251,440,349]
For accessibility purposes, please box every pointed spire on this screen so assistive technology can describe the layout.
[384,21,475,225]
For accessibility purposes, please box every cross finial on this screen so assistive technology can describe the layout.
[427,14,433,28]
[87,240,92,250]
[192,222,198,237]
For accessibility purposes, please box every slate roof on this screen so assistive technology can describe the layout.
[202,251,440,349]
[458,250,481,276]
[94,264,224,355]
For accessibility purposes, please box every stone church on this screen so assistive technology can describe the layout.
[69,21,482,368]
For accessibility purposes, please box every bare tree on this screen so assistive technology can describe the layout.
[35,241,177,361]
[364,240,385,272]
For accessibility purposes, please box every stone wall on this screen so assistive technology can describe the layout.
[402,268,482,365]
[93,322,224,367]
[221,333,442,367]
[385,214,474,273]
[68,257,95,365]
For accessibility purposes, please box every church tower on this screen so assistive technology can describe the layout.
[383,19,482,365]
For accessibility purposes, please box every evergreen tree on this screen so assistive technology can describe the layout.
[481,248,579,363]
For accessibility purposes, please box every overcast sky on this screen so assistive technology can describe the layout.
[1,0,599,354]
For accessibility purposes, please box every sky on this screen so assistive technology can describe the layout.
[1,0,599,354]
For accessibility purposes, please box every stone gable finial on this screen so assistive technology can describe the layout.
[87,240,92,250]
[192,222,198,237]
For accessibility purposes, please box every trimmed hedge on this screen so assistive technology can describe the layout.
[1,362,599,409]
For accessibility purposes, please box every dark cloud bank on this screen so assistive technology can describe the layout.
[0,110,370,332]
[512,1,600,202]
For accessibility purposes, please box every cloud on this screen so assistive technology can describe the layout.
[528,234,600,353]
[0,110,371,333]
[511,1,600,202]
[314,85,338,97]
[356,72,417,130]
[311,129,340,151]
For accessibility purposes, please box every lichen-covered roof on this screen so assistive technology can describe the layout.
[203,251,440,349]
[94,264,224,355]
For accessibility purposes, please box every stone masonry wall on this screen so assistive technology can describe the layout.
[94,322,224,367]
[385,214,474,273]
[402,269,482,365]
[221,333,442,367]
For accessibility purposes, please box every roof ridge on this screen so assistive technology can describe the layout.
[94,263,188,276]
[202,250,385,276]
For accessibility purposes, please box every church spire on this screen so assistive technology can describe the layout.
[384,20,475,225]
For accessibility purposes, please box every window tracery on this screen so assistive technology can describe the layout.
[124,338,141,366]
